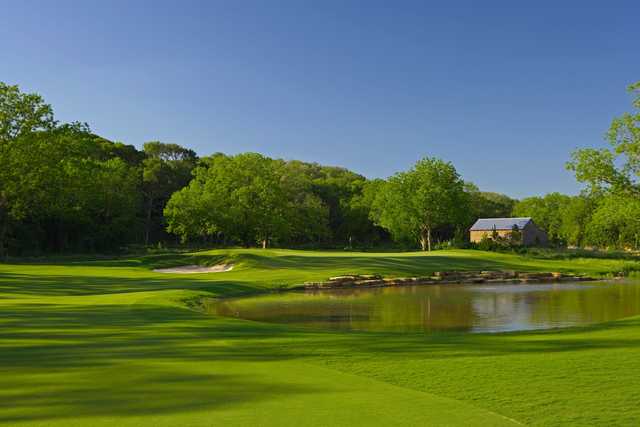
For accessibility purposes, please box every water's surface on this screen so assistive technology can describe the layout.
[209,280,640,333]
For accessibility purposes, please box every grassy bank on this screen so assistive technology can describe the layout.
[1,249,639,426]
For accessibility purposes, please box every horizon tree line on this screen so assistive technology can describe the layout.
[1,80,638,255]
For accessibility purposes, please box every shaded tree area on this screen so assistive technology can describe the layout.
[0,124,142,254]
[27,80,640,254]
[164,154,388,248]
[0,82,520,254]
[142,142,197,245]
[0,83,196,256]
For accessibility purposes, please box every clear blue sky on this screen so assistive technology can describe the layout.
[2,0,639,198]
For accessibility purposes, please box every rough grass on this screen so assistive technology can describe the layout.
[1,249,639,426]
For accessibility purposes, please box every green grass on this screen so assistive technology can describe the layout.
[1,249,639,426]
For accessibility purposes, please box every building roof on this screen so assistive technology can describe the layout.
[470,217,532,231]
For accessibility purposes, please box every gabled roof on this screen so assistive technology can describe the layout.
[470,217,532,231]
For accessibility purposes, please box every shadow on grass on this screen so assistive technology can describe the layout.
[1,295,640,422]
[0,272,264,297]
[2,249,591,275]
[2,300,640,367]
[0,251,637,423]
[0,251,574,299]
[0,302,324,423]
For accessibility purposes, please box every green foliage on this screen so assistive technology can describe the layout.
[0,82,55,142]
[0,81,529,254]
[512,192,571,244]
[568,81,640,196]
[370,157,470,251]
[473,225,523,252]
[165,153,330,247]
[1,125,141,253]
[562,81,640,249]
[465,183,515,220]
[557,195,595,247]
[142,141,197,244]
[586,195,640,249]
[16,79,636,255]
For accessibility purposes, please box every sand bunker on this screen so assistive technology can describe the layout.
[154,264,234,274]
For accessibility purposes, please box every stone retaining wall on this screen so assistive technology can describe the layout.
[302,270,595,290]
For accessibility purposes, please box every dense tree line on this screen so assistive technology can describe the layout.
[1,82,516,254]
[515,82,640,250]
[0,83,198,255]
[2,80,638,254]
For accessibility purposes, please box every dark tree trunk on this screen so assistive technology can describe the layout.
[144,196,154,246]
[0,219,7,260]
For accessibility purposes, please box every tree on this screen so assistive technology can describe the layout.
[0,123,143,254]
[567,81,640,196]
[0,83,57,256]
[278,161,330,245]
[0,82,55,143]
[165,153,330,248]
[558,195,597,247]
[371,157,469,251]
[466,183,515,220]
[339,179,388,248]
[565,81,640,249]
[142,142,197,245]
[585,195,640,249]
[512,193,571,244]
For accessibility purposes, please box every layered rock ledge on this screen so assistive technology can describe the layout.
[302,270,596,290]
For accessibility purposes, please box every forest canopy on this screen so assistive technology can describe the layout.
[1,80,639,255]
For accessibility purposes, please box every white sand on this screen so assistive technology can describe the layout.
[153,264,234,274]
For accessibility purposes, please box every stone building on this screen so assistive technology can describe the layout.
[469,217,548,246]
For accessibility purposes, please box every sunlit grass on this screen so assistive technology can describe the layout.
[0,249,639,425]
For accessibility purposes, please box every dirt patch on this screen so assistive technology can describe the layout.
[153,264,234,274]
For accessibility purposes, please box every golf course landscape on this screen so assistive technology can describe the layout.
[2,249,640,426]
[3,5,640,424]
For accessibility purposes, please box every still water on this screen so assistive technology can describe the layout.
[210,280,640,333]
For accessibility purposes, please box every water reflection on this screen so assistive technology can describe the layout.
[208,280,640,333]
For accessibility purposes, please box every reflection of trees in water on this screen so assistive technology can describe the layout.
[471,291,527,332]
[526,283,640,327]
[470,282,640,331]
[370,286,476,332]
[209,281,640,333]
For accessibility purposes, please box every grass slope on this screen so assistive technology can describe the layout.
[1,249,639,426]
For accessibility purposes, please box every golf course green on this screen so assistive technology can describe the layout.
[2,249,639,426]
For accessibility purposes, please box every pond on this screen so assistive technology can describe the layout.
[208,280,640,333]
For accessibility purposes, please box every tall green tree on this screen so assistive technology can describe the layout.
[142,142,197,245]
[0,82,55,143]
[558,195,597,247]
[565,81,640,249]
[0,83,57,256]
[165,153,330,247]
[567,81,640,196]
[585,195,640,249]
[0,122,143,254]
[371,157,469,251]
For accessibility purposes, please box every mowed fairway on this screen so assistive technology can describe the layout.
[1,249,639,426]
